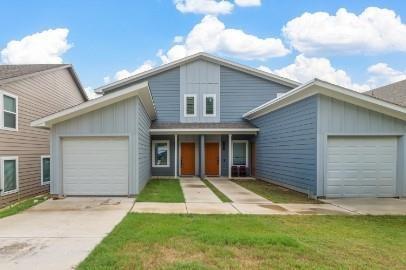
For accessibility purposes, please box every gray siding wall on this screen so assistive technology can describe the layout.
[110,68,180,123]
[151,135,175,176]
[50,96,151,195]
[251,96,318,195]
[220,66,292,122]
[136,98,152,191]
[317,95,406,196]
[180,60,220,123]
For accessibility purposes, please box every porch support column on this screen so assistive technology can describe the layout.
[174,134,178,178]
[228,134,232,179]
[200,135,205,178]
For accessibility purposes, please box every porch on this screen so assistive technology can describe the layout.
[150,122,259,179]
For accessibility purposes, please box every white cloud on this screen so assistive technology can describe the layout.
[259,54,369,91]
[366,63,406,88]
[174,0,234,15]
[283,7,406,54]
[84,86,100,100]
[113,60,155,81]
[103,76,111,84]
[234,0,261,7]
[173,36,184,43]
[158,15,289,63]
[1,28,72,64]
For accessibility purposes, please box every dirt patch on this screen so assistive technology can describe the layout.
[298,208,347,215]
[259,204,288,212]
[0,242,31,255]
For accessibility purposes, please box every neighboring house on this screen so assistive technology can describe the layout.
[0,64,87,207]
[365,79,406,107]
[32,53,406,198]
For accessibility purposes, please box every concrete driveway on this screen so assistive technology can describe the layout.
[0,197,134,270]
[324,198,406,215]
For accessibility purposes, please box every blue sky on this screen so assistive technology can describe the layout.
[1,0,406,98]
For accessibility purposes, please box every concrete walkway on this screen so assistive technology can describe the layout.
[323,198,406,215]
[132,202,353,215]
[207,178,270,203]
[0,197,134,270]
[180,177,222,203]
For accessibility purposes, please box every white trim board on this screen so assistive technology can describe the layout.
[96,53,299,94]
[243,79,406,121]
[150,128,259,135]
[31,81,156,128]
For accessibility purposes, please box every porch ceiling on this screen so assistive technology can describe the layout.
[150,122,259,135]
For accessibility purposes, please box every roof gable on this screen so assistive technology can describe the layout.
[96,53,300,94]
[244,79,406,121]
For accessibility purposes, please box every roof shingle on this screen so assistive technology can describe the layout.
[365,79,406,107]
[0,64,67,82]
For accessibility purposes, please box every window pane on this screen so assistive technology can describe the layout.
[155,143,168,166]
[186,97,194,115]
[4,160,17,192]
[233,143,246,165]
[43,158,51,183]
[4,95,16,113]
[4,111,16,129]
[206,96,214,115]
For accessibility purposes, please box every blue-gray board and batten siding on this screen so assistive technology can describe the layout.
[251,96,318,195]
[49,96,152,195]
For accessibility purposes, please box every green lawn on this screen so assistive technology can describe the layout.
[0,195,48,219]
[79,214,406,269]
[232,179,320,204]
[136,179,184,202]
[202,179,232,202]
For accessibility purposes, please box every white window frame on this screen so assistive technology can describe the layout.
[0,90,18,131]
[0,156,19,196]
[184,94,197,117]
[41,155,51,185]
[231,140,249,166]
[152,140,170,168]
[203,94,216,117]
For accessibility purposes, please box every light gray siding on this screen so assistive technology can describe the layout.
[317,95,406,196]
[151,135,175,177]
[251,96,318,195]
[180,60,220,123]
[220,66,292,122]
[50,96,151,195]
[136,98,152,191]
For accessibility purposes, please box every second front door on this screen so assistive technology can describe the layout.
[205,142,219,176]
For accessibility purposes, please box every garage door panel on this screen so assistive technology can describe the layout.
[326,137,397,198]
[62,137,129,196]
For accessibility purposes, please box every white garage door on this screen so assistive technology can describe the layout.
[62,137,129,196]
[326,137,397,198]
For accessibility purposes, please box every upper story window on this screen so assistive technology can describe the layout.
[184,94,196,117]
[1,91,18,131]
[203,94,216,117]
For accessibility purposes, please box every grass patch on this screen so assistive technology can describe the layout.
[232,179,320,204]
[136,179,184,203]
[79,214,406,269]
[202,179,232,202]
[0,195,48,219]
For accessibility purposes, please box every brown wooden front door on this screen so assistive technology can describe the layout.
[205,143,219,176]
[181,143,195,175]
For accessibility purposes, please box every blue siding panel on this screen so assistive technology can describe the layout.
[220,66,292,122]
[149,68,180,122]
[251,96,318,195]
[137,98,152,192]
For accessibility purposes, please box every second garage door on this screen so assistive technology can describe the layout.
[62,137,129,196]
[326,137,397,198]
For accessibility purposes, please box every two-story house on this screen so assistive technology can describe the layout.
[32,53,406,198]
[0,64,87,207]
